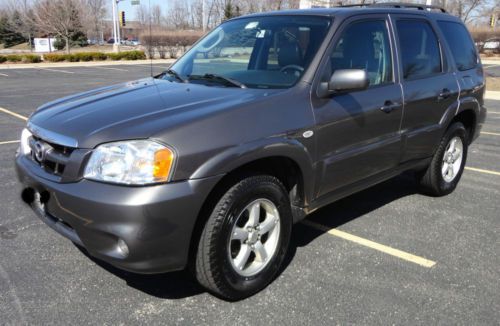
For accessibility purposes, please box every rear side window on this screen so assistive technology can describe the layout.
[396,20,442,79]
[437,21,477,71]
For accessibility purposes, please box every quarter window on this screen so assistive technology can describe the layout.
[329,20,393,86]
[396,20,442,79]
[437,21,477,71]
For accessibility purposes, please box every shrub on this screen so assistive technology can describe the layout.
[41,50,145,63]
[0,54,41,63]
[22,54,41,63]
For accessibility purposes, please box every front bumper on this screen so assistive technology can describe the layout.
[16,154,222,274]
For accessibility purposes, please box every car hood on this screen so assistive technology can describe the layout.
[28,78,276,148]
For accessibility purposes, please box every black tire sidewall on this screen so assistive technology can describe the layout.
[214,177,292,297]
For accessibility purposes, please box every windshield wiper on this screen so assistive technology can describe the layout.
[165,68,188,83]
[189,73,246,88]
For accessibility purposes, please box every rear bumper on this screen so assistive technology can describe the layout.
[16,154,222,274]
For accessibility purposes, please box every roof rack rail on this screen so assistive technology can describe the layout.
[336,2,447,13]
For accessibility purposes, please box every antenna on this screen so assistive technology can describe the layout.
[149,0,153,77]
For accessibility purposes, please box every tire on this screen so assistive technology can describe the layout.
[195,175,292,300]
[417,122,468,196]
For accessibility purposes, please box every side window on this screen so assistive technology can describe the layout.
[437,21,477,71]
[329,20,393,86]
[396,20,442,79]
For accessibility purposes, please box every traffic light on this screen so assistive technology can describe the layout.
[119,11,126,27]
[490,14,496,28]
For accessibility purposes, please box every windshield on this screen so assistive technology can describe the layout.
[164,16,331,89]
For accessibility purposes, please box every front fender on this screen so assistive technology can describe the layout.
[190,137,315,206]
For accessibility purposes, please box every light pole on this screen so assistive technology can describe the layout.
[111,0,122,52]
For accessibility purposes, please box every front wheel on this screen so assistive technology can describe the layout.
[417,122,468,196]
[194,175,292,300]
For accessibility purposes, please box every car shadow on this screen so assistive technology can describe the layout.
[78,172,419,300]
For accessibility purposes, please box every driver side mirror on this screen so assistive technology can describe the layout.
[317,69,369,98]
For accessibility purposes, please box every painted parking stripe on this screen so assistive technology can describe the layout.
[89,66,128,72]
[0,107,28,121]
[465,167,500,176]
[487,111,500,115]
[485,91,500,100]
[0,72,8,77]
[481,131,500,136]
[302,220,436,268]
[38,68,75,74]
[0,140,20,145]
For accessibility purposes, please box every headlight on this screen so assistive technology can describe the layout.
[84,140,175,185]
[18,128,32,156]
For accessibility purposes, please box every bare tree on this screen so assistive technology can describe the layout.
[444,0,487,24]
[151,4,162,26]
[81,0,106,43]
[30,0,84,53]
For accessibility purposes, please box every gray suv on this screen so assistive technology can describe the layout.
[16,4,486,300]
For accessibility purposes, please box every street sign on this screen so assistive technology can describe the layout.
[131,0,140,5]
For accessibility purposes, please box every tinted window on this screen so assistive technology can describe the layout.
[330,20,392,86]
[438,21,477,71]
[396,20,442,79]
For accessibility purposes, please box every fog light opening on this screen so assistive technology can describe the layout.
[117,239,129,258]
[21,188,35,204]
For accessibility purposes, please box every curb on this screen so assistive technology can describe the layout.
[0,59,176,69]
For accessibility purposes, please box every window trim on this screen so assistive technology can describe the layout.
[313,15,397,96]
[393,17,446,81]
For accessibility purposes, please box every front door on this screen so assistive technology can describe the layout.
[311,16,403,198]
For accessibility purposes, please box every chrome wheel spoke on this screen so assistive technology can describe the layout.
[247,202,261,227]
[259,214,277,234]
[253,241,268,263]
[232,227,248,242]
[442,162,449,175]
[234,244,251,270]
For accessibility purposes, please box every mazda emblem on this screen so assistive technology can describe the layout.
[34,141,46,162]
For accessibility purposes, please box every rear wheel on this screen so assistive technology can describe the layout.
[417,122,468,196]
[195,175,292,300]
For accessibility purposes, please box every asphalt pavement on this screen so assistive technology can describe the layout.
[0,63,499,325]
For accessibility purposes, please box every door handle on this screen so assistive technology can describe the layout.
[380,101,400,114]
[438,88,452,101]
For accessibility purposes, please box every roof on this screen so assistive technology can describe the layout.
[236,4,459,21]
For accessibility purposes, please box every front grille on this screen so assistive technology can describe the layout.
[28,136,75,176]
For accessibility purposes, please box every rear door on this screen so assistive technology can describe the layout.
[311,15,403,198]
[392,15,459,162]
[436,20,484,117]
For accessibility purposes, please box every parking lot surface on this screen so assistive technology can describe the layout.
[0,64,499,325]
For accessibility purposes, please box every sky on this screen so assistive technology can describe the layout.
[108,0,173,20]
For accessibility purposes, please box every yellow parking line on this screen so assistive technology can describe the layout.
[481,131,500,136]
[0,107,28,121]
[302,220,436,268]
[465,167,500,176]
[0,140,20,145]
